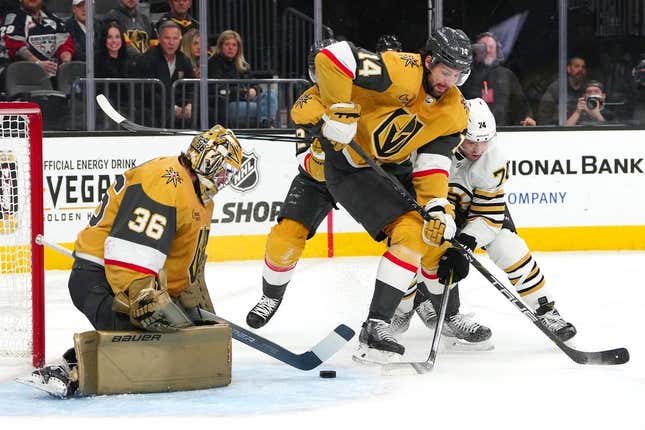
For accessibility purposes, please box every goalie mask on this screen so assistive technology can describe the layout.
[186,125,243,203]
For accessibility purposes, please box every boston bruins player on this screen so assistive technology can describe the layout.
[393,98,577,343]
[308,27,473,363]
[24,125,243,397]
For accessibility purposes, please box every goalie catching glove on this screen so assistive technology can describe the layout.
[322,103,361,151]
[422,198,457,247]
[123,270,194,332]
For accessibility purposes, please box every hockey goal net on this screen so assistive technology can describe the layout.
[0,102,44,368]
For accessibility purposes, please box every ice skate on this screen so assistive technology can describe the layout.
[246,294,283,329]
[416,300,494,351]
[353,319,405,365]
[17,364,78,398]
[536,301,577,342]
[391,308,414,335]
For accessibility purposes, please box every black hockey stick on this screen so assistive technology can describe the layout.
[346,141,629,366]
[95,94,306,143]
[383,271,453,375]
[36,234,355,371]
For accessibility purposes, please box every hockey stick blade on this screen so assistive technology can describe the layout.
[382,272,453,375]
[185,308,355,371]
[96,94,306,142]
[226,319,355,370]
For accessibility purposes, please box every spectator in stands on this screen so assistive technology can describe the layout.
[135,20,194,127]
[65,0,88,62]
[3,0,74,76]
[95,21,130,78]
[156,0,198,35]
[208,29,278,127]
[632,56,645,126]
[180,28,200,78]
[537,56,587,125]
[376,34,402,52]
[104,0,154,58]
[461,32,535,126]
[566,80,616,125]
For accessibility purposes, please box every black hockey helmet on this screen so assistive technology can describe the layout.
[376,34,402,52]
[423,27,472,85]
[308,38,337,83]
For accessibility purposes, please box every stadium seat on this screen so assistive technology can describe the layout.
[57,61,86,95]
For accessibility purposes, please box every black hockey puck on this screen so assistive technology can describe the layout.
[319,370,336,378]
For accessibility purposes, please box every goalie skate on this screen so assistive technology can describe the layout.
[17,365,78,398]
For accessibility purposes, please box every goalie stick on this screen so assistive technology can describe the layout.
[346,141,629,366]
[95,94,305,143]
[36,234,355,371]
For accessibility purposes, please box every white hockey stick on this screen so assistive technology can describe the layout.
[36,234,355,370]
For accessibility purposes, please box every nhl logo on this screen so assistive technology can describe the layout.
[230,150,259,192]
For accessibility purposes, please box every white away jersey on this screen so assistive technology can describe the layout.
[448,138,509,247]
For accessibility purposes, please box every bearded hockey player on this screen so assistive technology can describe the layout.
[21,125,243,397]
[393,98,577,344]
[296,27,475,364]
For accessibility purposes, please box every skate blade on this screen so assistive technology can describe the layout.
[16,374,68,398]
[442,336,495,352]
[352,344,402,366]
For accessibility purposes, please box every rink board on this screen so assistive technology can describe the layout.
[40,130,645,269]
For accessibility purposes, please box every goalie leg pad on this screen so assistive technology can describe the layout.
[74,325,232,395]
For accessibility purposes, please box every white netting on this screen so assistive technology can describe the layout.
[0,114,33,359]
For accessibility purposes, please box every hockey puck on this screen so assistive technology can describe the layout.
[319,370,336,378]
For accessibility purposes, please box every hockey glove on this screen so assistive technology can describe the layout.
[437,247,469,285]
[302,138,326,182]
[128,271,193,332]
[422,198,457,247]
[322,102,361,151]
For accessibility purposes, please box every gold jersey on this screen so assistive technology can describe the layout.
[74,156,214,296]
[314,42,468,167]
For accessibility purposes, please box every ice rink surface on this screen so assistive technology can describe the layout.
[1,251,643,430]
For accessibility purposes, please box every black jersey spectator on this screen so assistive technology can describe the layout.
[104,0,154,58]
[566,80,616,125]
[3,0,74,76]
[207,29,278,127]
[537,56,587,125]
[64,0,88,62]
[95,21,130,78]
[156,0,198,36]
[633,57,645,126]
[135,20,194,127]
[461,32,535,126]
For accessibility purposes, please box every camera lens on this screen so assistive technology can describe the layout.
[586,97,599,110]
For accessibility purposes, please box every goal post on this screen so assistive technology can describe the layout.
[0,102,44,368]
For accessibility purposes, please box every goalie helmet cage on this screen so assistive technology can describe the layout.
[0,102,44,368]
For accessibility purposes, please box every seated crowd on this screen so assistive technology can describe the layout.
[0,0,278,129]
[0,0,643,129]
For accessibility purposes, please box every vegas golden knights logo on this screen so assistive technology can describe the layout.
[372,109,423,158]
[0,151,18,234]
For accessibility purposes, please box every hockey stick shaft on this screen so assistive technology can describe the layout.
[96,94,306,143]
[36,234,355,370]
[347,141,629,365]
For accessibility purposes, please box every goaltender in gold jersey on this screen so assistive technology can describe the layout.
[20,125,243,398]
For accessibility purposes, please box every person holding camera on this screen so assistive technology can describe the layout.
[567,80,615,125]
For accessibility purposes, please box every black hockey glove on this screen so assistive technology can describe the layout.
[437,234,476,285]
